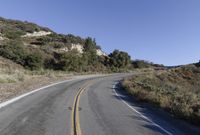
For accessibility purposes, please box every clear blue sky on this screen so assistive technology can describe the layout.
[0,0,200,66]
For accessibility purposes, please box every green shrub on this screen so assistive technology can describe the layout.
[24,53,43,70]
[58,51,83,72]
[16,22,40,33]
[0,40,27,65]
[0,40,43,70]
[3,29,25,39]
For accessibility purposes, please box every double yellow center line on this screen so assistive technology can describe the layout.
[71,81,92,135]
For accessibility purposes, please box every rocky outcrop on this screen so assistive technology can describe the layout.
[96,49,107,56]
[58,44,106,56]
[22,31,51,37]
[70,44,84,53]
[0,33,4,40]
[58,44,83,53]
[0,36,3,40]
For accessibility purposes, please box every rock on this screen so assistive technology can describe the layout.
[22,31,51,37]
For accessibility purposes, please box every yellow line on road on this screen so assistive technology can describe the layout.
[71,88,81,135]
[71,81,93,135]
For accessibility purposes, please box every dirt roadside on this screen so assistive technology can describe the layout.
[0,75,74,103]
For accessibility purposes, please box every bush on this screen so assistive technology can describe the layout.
[132,60,152,68]
[122,67,200,125]
[57,50,83,72]
[16,22,40,33]
[3,29,25,39]
[0,40,27,65]
[24,53,43,70]
[0,40,43,70]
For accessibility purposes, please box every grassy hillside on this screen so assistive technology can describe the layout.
[0,17,52,40]
[0,17,132,73]
[122,64,200,125]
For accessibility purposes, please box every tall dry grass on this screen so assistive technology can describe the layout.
[122,65,200,125]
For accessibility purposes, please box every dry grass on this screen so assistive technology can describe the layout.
[0,56,106,103]
[0,56,25,83]
[0,57,75,102]
[122,65,200,125]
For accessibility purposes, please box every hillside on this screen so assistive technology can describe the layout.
[122,63,200,125]
[0,17,132,72]
[0,17,103,55]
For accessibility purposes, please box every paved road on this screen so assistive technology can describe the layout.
[0,74,199,135]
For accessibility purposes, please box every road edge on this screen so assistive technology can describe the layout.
[112,83,173,135]
[0,74,105,110]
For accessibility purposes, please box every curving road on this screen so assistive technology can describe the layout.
[0,74,199,135]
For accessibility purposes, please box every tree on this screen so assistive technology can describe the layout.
[83,37,98,65]
[108,50,131,69]
[83,37,96,53]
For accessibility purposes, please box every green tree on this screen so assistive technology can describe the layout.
[84,37,96,52]
[108,50,131,69]
[83,37,98,65]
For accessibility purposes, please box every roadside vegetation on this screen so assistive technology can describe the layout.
[0,17,133,73]
[0,56,87,102]
[0,17,137,104]
[0,37,132,72]
[122,64,200,125]
[0,17,167,104]
[1,16,199,127]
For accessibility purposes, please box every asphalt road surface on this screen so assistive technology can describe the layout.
[0,74,199,135]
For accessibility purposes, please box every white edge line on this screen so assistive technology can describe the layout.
[113,83,173,135]
[0,76,88,109]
